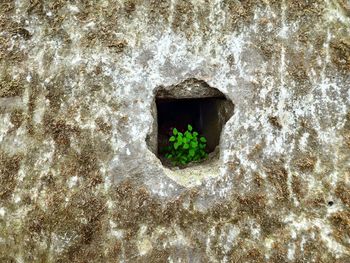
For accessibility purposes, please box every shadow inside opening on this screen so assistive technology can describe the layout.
[156,96,232,167]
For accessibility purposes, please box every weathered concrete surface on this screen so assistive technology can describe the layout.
[156,78,225,98]
[0,0,349,262]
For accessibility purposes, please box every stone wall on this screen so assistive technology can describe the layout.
[0,0,349,262]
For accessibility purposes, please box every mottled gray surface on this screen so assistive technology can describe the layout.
[0,0,350,262]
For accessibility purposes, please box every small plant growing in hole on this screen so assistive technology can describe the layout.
[163,124,208,165]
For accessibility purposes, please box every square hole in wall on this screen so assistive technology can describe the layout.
[157,97,226,154]
[147,78,234,168]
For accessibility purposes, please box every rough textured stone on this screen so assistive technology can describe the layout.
[0,0,349,262]
[156,78,225,99]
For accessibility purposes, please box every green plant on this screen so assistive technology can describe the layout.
[163,124,208,165]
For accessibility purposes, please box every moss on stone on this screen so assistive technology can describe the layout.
[0,152,22,201]
[330,38,350,73]
[9,109,25,131]
[335,182,350,207]
[0,77,23,98]
[329,211,350,246]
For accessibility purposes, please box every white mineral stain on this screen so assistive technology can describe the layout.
[0,115,11,142]
[14,196,21,203]
[224,226,240,252]
[137,238,152,256]
[285,214,348,256]
[0,208,5,217]
[287,243,296,261]
[299,132,310,151]
[136,225,153,255]
[67,5,80,13]
[68,176,78,188]
[111,229,124,239]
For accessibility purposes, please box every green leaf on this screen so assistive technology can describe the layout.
[173,128,178,135]
[189,149,195,157]
[161,126,209,166]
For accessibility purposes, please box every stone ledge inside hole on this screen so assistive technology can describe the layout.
[163,158,220,187]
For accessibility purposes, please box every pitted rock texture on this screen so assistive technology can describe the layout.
[0,0,349,262]
[156,78,225,99]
